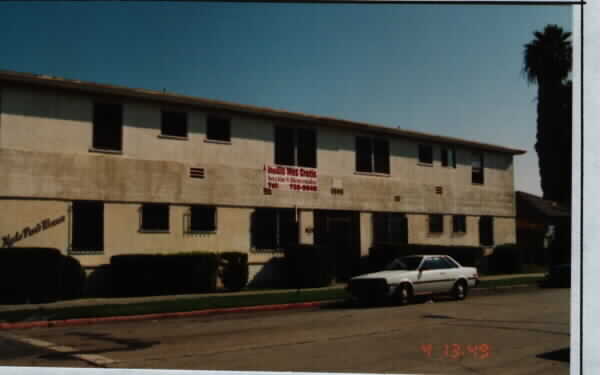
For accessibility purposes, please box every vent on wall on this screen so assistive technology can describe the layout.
[190,167,205,179]
[435,186,443,194]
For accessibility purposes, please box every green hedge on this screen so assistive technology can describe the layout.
[488,244,524,274]
[369,243,484,272]
[284,244,335,289]
[219,252,249,291]
[0,247,85,304]
[110,252,218,297]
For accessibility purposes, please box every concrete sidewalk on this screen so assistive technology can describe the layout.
[0,273,544,313]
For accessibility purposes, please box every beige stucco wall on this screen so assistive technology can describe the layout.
[0,199,69,252]
[0,85,517,217]
[298,209,314,245]
[407,214,516,247]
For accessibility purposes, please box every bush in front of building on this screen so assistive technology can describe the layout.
[488,244,525,274]
[110,252,218,297]
[0,247,86,304]
[284,244,335,288]
[368,243,485,272]
[219,252,249,291]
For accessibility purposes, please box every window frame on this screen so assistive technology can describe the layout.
[428,214,444,234]
[452,215,467,234]
[418,144,434,165]
[160,109,188,139]
[251,207,298,252]
[139,203,170,233]
[205,115,232,143]
[472,151,485,185]
[91,102,123,153]
[274,125,317,168]
[187,205,217,233]
[355,136,390,175]
[441,147,457,168]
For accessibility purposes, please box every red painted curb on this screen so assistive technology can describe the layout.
[0,301,328,330]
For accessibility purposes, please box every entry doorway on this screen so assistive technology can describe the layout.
[314,210,360,282]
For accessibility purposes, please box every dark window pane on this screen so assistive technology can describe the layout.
[419,144,433,164]
[453,215,466,233]
[441,148,448,167]
[190,205,216,231]
[472,152,484,184]
[252,208,277,249]
[278,209,298,249]
[429,214,443,233]
[373,139,390,174]
[93,103,122,151]
[275,126,295,166]
[479,216,494,246]
[372,213,389,244]
[72,201,103,252]
[206,116,231,142]
[356,136,373,172]
[141,204,169,231]
[389,213,408,244]
[161,111,187,137]
[297,128,317,168]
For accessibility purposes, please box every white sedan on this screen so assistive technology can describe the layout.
[347,255,480,305]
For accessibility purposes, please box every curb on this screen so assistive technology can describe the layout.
[0,284,541,331]
[0,301,327,331]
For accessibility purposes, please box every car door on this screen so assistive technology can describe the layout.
[414,257,445,294]
[437,256,460,292]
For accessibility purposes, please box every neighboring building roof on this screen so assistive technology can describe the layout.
[516,191,570,218]
[0,69,526,155]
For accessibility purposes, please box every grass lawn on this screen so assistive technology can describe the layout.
[0,275,544,324]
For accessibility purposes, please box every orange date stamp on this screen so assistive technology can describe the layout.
[420,344,491,360]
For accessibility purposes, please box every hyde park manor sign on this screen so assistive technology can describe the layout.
[2,215,66,248]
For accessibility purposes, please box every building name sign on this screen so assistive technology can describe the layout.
[265,165,318,192]
[2,216,66,248]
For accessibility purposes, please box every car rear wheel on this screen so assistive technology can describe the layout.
[396,283,413,305]
[453,280,468,300]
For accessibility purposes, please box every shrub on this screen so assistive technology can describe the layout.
[284,244,335,289]
[488,244,524,274]
[110,252,218,297]
[0,247,85,304]
[219,252,249,292]
[369,243,485,272]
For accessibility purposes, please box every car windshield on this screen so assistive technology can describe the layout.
[385,256,423,271]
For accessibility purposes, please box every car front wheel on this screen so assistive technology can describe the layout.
[396,283,413,305]
[453,280,468,301]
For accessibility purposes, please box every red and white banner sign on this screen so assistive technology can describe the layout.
[264,164,318,192]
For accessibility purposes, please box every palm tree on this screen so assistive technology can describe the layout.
[523,25,572,205]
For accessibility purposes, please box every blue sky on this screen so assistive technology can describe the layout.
[0,2,572,195]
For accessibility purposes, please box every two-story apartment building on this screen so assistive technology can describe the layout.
[0,70,525,282]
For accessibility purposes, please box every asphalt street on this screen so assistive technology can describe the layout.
[0,288,570,374]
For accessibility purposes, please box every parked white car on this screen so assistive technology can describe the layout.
[347,255,479,305]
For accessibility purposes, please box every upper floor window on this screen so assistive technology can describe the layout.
[418,144,433,165]
[206,116,231,142]
[356,136,390,174]
[441,147,456,168]
[161,110,187,138]
[140,203,169,232]
[472,152,484,184]
[275,126,317,168]
[93,103,122,151]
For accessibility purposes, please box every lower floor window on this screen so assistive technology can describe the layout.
[251,208,298,251]
[453,215,467,233]
[140,204,169,232]
[373,212,408,244]
[429,214,444,233]
[188,205,216,232]
[71,201,104,252]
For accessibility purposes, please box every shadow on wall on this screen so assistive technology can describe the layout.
[247,258,288,289]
